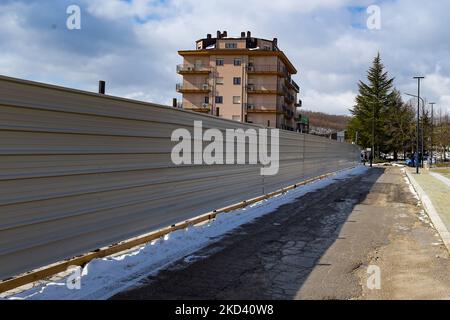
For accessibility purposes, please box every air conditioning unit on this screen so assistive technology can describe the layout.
[247,84,255,91]
[202,84,209,90]
[247,104,255,110]
[187,66,194,71]
[248,65,255,72]
[202,103,209,108]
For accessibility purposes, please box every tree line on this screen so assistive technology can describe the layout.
[347,53,450,162]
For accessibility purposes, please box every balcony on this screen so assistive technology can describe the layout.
[246,103,281,114]
[247,64,285,76]
[282,105,295,119]
[183,102,212,113]
[284,93,295,104]
[176,83,212,93]
[285,78,300,93]
[177,64,211,74]
[247,83,284,95]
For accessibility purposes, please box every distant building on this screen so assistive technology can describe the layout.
[296,114,309,134]
[337,130,346,142]
[330,130,346,142]
[177,30,300,131]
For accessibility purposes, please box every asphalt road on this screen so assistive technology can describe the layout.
[112,167,450,300]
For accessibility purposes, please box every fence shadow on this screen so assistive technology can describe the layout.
[111,167,385,300]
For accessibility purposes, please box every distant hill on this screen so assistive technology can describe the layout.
[300,110,351,135]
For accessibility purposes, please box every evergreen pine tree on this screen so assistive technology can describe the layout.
[348,53,395,159]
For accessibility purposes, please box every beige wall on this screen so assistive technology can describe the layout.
[211,55,246,120]
[181,56,211,67]
[217,39,247,49]
[250,56,278,66]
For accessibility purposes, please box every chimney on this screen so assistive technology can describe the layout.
[241,31,245,38]
[247,31,251,38]
[222,30,228,38]
[172,98,177,108]
[207,33,212,39]
[98,80,105,94]
[273,38,278,46]
[217,30,221,38]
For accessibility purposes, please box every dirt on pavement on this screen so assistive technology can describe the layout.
[112,167,450,300]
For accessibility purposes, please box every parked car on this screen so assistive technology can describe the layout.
[405,159,414,167]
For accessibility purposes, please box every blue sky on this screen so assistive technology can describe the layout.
[1,0,449,115]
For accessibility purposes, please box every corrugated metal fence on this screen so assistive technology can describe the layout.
[0,75,359,280]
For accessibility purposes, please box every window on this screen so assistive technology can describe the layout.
[233,77,241,85]
[216,58,224,66]
[225,43,237,49]
[216,77,224,85]
[234,58,241,66]
[215,96,223,104]
[204,96,209,104]
[233,96,241,104]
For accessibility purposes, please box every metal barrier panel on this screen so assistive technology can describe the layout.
[0,75,359,279]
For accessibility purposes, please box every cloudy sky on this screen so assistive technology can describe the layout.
[1,0,449,115]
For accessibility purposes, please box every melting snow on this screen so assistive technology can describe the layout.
[1,166,368,300]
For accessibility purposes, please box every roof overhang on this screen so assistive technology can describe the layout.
[178,49,298,74]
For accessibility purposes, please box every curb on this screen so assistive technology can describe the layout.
[405,170,450,254]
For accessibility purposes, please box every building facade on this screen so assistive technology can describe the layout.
[177,31,300,131]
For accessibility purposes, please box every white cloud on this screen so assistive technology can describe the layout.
[0,0,449,115]
[302,89,357,115]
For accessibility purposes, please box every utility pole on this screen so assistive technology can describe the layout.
[413,76,425,174]
[421,104,425,168]
[430,102,436,168]
[371,101,375,167]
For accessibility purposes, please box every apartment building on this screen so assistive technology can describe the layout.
[176,31,301,131]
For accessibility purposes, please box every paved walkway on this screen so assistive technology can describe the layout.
[408,169,450,233]
[112,167,450,300]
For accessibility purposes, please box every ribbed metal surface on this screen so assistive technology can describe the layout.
[0,75,359,280]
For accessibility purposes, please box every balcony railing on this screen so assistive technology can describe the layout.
[285,93,295,103]
[246,104,278,113]
[247,83,284,94]
[285,78,300,92]
[176,83,212,92]
[247,64,284,74]
[177,64,211,74]
[282,105,295,118]
[182,102,212,111]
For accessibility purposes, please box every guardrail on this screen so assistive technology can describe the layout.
[0,75,359,281]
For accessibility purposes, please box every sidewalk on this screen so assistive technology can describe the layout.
[406,168,450,250]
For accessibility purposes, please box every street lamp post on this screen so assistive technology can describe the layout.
[405,92,426,170]
[413,76,425,174]
[430,102,436,168]
[371,102,375,167]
